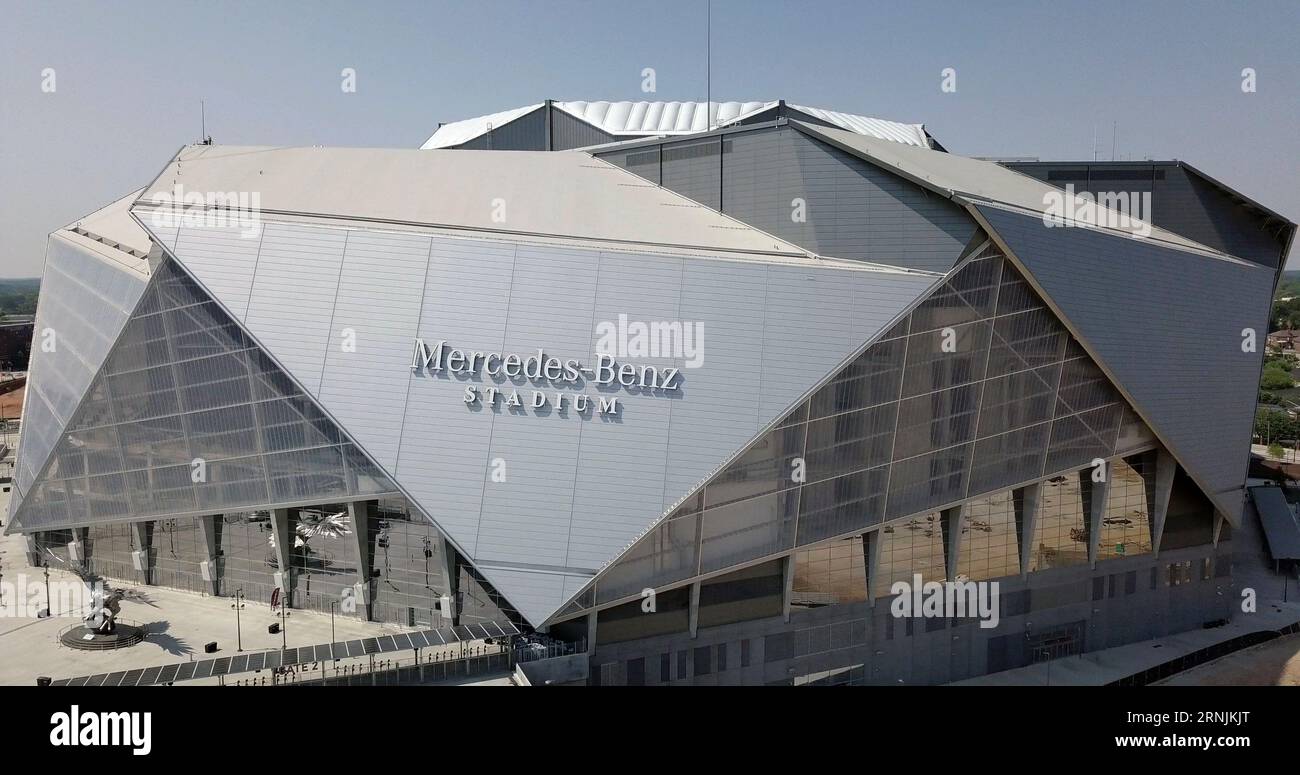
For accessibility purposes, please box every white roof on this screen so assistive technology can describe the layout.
[419,103,544,150]
[787,104,930,147]
[132,144,878,262]
[58,188,153,277]
[421,100,932,149]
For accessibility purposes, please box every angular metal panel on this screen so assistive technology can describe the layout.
[976,204,1273,523]
[170,223,263,321]
[7,236,147,527]
[394,237,515,556]
[317,230,431,469]
[242,223,348,396]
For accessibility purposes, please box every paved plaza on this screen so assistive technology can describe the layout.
[0,489,492,686]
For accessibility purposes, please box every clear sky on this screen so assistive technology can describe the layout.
[1,0,1297,277]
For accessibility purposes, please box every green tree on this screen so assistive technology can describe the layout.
[1261,366,1294,391]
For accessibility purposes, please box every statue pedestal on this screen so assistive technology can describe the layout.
[59,623,146,651]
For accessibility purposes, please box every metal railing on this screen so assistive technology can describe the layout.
[226,638,586,686]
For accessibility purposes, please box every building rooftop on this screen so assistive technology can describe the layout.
[421,100,934,150]
[133,143,931,273]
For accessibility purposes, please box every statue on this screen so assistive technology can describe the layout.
[84,586,122,634]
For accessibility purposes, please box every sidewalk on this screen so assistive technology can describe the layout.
[0,491,463,686]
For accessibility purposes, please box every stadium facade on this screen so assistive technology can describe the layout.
[8,100,1295,685]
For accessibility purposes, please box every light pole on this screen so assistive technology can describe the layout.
[279,591,289,652]
[230,588,245,651]
[43,560,51,617]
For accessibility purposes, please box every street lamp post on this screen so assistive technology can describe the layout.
[43,561,51,617]
[231,588,245,651]
[279,593,289,652]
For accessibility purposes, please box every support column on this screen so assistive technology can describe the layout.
[544,99,554,151]
[782,554,796,622]
[1212,512,1226,548]
[1151,450,1176,558]
[347,500,376,621]
[66,527,88,567]
[269,508,293,605]
[1015,483,1042,578]
[689,580,701,637]
[195,515,221,596]
[24,533,41,567]
[865,528,884,605]
[436,534,458,627]
[1082,466,1111,569]
[586,611,597,651]
[940,506,964,581]
[130,521,153,584]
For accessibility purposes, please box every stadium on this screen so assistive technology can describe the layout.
[7,99,1296,685]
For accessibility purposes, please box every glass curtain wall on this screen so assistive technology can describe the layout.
[580,244,1158,611]
[13,257,400,531]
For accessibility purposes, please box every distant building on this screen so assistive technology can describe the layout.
[0,321,33,371]
[1268,330,1299,351]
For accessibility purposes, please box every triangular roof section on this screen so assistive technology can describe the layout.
[419,103,545,150]
[132,144,889,263]
[420,101,933,150]
[787,121,1237,259]
[972,203,1274,525]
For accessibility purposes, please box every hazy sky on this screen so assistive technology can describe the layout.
[2,0,1297,277]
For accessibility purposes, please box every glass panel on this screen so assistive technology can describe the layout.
[874,512,946,597]
[1026,474,1089,571]
[791,538,867,608]
[584,251,1165,609]
[12,258,401,530]
[956,490,1021,581]
[796,465,888,545]
[698,490,797,574]
[594,511,699,604]
[1095,457,1154,561]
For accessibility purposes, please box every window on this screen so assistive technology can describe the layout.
[626,658,645,687]
[660,652,670,683]
[677,650,688,680]
[694,646,712,677]
[717,643,728,672]
[740,639,751,668]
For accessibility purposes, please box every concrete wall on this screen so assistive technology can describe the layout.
[587,540,1231,685]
